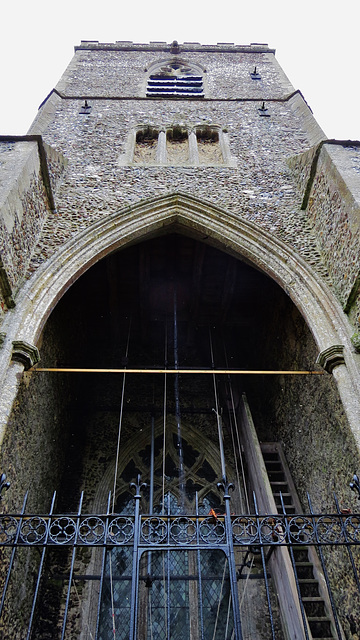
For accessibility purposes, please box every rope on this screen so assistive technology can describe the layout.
[227,398,244,512]
[162,322,168,515]
[212,557,227,640]
[148,591,154,640]
[111,318,132,513]
[209,328,226,479]
[108,554,116,639]
[162,322,168,639]
[225,591,232,640]
[240,556,254,610]
[71,577,95,640]
[109,318,132,638]
[223,338,250,513]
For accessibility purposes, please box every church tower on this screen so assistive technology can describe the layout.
[0,40,360,639]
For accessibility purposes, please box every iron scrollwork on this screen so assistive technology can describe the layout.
[78,516,105,544]
[108,517,134,544]
[199,517,226,543]
[141,517,167,544]
[49,517,76,544]
[232,516,258,545]
[0,516,17,543]
[20,516,47,544]
[170,516,196,544]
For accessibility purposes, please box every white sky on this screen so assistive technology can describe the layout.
[1,0,359,140]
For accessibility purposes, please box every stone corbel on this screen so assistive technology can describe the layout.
[11,340,40,370]
[316,345,345,373]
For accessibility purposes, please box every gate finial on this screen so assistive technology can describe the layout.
[350,474,360,499]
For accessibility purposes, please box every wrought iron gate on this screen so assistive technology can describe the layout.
[1,476,360,639]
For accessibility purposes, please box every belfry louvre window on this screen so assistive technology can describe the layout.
[146,62,204,98]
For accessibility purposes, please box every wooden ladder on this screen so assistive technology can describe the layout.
[261,443,339,640]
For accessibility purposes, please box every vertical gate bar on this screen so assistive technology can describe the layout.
[210,326,242,640]
[307,493,343,640]
[60,492,84,640]
[129,478,143,640]
[26,491,57,640]
[95,491,112,638]
[0,491,28,617]
[147,415,155,578]
[167,496,171,640]
[196,492,205,640]
[279,492,310,640]
[146,415,154,635]
[254,492,276,640]
[149,414,155,515]
[333,491,360,595]
[173,289,185,510]
[224,485,243,640]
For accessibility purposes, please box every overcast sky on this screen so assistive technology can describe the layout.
[1,0,359,140]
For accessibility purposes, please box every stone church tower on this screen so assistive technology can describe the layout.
[0,40,360,639]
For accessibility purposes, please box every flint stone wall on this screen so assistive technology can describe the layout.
[0,139,67,317]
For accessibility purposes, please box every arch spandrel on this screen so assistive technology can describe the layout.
[1,191,360,445]
[2,192,353,348]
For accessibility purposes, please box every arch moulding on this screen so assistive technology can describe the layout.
[0,191,359,445]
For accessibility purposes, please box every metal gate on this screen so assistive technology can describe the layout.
[1,474,360,639]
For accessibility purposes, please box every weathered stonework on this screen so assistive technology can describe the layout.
[1,40,360,640]
[0,138,67,315]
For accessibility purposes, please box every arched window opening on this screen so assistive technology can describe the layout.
[134,126,159,163]
[166,126,189,164]
[196,126,223,164]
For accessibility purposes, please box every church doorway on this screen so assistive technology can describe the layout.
[1,232,357,639]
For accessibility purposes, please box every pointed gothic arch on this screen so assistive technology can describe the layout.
[0,191,359,447]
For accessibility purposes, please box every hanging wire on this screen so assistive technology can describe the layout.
[162,320,168,515]
[212,557,228,640]
[209,327,226,479]
[72,578,95,640]
[173,288,185,510]
[240,555,254,610]
[226,392,244,512]
[148,591,154,640]
[112,317,132,513]
[162,320,168,639]
[223,336,250,513]
[225,591,232,640]
[237,554,255,639]
[109,317,132,638]
[109,556,117,639]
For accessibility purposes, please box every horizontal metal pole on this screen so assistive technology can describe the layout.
[32,367,324,375]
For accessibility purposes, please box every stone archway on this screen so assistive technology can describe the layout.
[0,191,359,452]
[1,191,360,640]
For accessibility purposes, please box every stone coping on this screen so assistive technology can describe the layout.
[75,42,275,54]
